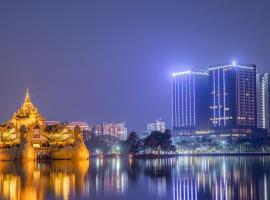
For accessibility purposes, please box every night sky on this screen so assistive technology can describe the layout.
[0,1,270,132]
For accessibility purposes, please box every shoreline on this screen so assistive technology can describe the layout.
[132,153,270,158]
[90,152,270,159]
[1,152,270,162]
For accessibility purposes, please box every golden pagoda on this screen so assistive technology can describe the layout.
[10,88,45,129]
[0,89,90,161]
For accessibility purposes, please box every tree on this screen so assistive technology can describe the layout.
[86,134,111,153]
[126,131,140,153]
[144,129,174,153]
[144,132,160,151]
[126,131,139,145]
[160,129,173,151]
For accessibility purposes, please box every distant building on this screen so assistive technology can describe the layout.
[209,62,257,136]
[92,124,103,136]
[45,121,61,126]
[67,121,91,141]
[172,71,209,137]
[92,122,127,141]
[147,118,166,134]
[256,73,270,134]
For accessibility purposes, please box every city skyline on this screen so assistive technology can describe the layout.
[1,1,270,132]
[172,62,270,139]
[1,62,269,133]
[1,2,270,200]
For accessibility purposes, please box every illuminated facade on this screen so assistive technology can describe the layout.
[256,73,270,134]
[147,118,166,134]
[172,71,209,137]
[92,122,127,140]
[0,89,89,160]
[209,63,257,136]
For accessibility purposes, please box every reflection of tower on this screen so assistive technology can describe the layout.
[17,161,41,200]
[172,175,198,200]
[104,158,128,194]
[71,160,90,196]
[49,160,90,200]
[0,162,20,200]
[0,160,90,200]
[92,158,128,195]
[148,177,167,197]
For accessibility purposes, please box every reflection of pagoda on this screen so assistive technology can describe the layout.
[0,89,89,161]
[0,160,90,200]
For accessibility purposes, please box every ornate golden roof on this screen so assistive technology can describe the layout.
[10,89,45,129]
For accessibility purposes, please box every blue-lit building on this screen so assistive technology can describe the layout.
[172,71,209,138]
[256,73,270,135]
[208,62,257,136]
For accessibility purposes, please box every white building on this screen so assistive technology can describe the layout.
[256,73,270,133]
[92,122,128,140]
[67,121,91,131]
[45,121,62,126]
[147,118,166,134]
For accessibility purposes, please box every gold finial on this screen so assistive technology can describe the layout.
[25,88,31,103]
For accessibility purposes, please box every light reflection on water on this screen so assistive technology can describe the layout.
[0,156,270,200]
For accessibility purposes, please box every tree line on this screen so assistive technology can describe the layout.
[124,129,175,154]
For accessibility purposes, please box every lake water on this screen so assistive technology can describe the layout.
[0,156,270,200]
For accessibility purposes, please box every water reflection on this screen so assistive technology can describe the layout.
[171,157,270,200]
[0,157,270,200]
[0,160,89,200]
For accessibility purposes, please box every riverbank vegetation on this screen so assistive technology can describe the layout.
[87,130,270,155]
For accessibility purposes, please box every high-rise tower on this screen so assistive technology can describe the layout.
[256,73,270,134]
[172,71,209,138]
[208,62,257,136]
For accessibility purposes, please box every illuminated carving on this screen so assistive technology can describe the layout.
[0,89,89,160]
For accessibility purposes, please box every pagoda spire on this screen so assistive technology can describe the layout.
[24,88,31,103]
[8,88,45,129]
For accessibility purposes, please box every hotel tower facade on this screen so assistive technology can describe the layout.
[208,63,257,136]
[256,73,270,134]
[172,71,209,138]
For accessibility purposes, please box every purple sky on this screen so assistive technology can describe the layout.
[0,1,270,132]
